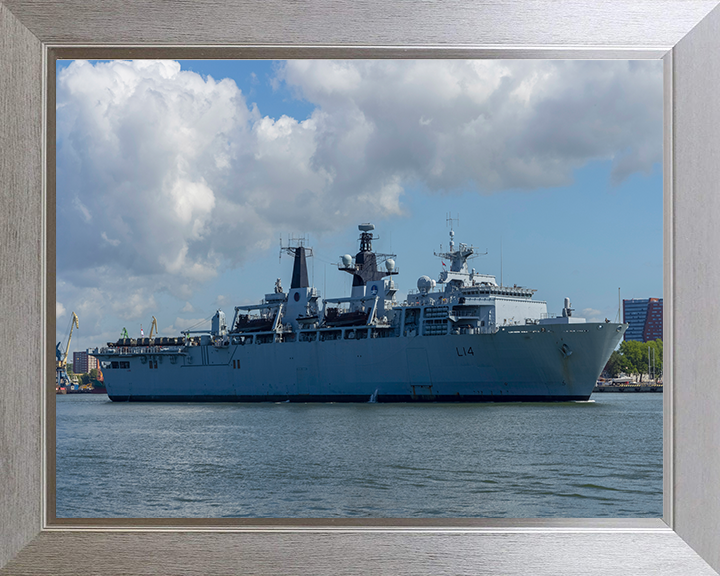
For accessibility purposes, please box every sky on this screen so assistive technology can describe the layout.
[55,59,663,355]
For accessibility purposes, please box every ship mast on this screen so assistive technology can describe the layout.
[434,213,484,274]
[339,223,398,286]
[280,235,313,289]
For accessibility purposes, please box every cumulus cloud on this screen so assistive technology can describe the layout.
[278,59,662,193]
[56,59,661,344]
[581,308,605,322]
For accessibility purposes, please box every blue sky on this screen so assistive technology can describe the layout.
[55,59,662,354]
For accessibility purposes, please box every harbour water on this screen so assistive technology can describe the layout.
[56,393,662,518]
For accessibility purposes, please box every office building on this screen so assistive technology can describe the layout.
[73,350,98,374]
[623,298,663,342]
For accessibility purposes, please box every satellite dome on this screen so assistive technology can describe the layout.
[417,275,434,293]
[341,254,353,267]
[385,259,395,272]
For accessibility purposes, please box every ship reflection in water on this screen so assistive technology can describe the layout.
[90,222,627,403]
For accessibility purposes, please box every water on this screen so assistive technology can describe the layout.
[56,394,662,518]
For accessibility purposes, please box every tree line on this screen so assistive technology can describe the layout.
[604,339,663,381]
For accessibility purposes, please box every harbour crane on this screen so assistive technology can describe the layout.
[56,312,78,388]
[149,316,158,339]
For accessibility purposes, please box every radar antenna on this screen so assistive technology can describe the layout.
[435,215,485,265]
[446,212,460,252]
[280,234,313,259]
[280,234,314,289]
[280,234,313,262]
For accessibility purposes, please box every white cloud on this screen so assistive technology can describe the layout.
[72,197,92,222]
[277,59,662,194]
[56,302,66,319]
[101,232,121,246]
[581,308,605,322]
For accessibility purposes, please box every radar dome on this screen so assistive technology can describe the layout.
[341,254,353,267]
[385,259,395,272]
[358,223,375,232]
[417,275,434,293]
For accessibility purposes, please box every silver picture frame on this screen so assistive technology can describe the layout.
[2,1,720,573]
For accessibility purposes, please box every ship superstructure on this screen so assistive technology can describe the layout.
[90,222,627,402]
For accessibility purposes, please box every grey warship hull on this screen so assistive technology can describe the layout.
[94,322,624,403]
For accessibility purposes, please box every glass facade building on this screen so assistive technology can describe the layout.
[623,298,663,342]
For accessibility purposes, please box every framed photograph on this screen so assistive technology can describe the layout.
[2,1,720,574]
[52,56,665,521]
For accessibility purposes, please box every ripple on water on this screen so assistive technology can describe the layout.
[56,394,662,518]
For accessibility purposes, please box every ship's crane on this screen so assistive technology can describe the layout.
[56,312,78,388]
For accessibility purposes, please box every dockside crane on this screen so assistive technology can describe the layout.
[149,316,158,340]
[56,312,79,388]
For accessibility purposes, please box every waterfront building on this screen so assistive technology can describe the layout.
[623,298,663,342]
[73,350,98,374]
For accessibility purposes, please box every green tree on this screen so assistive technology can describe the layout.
[619,340,646,381]
[618,339,664,381]
[89,368,100,382]
[605,350,630,378]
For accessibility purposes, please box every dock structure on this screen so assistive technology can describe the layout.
[593,380,663,393]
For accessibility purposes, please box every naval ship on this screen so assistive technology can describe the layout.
[90,223,627,402]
